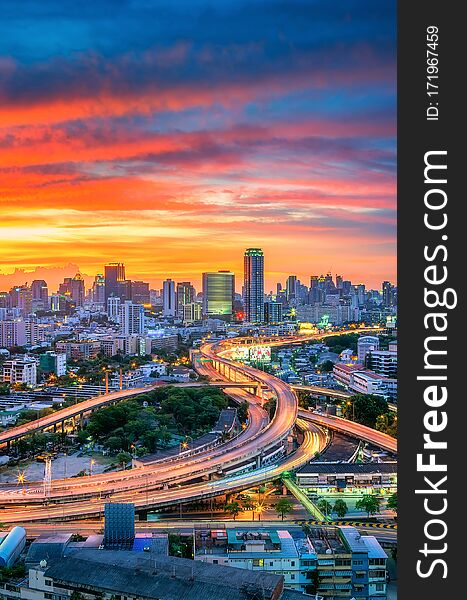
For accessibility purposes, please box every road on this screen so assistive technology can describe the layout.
[299,409,397,453]
[0,327,390,522]
[0,420,327,523]
[0,381,262,447]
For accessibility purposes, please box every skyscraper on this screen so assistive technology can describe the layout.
[202,271,235,320]
[243,248,264,323]
[162,279,176,317]
[92,274,106,304]
[131,281,150,305]
[31,280,48,304]
[71,273,85,307]
[104,263,126,301]
[286,275,297,303]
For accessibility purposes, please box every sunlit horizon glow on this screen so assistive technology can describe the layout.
[0,1,396,292]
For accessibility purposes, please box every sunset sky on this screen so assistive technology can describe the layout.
[0,0,396,292]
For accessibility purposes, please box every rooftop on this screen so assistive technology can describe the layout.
[43,549,284,600]
[297,461,397,475]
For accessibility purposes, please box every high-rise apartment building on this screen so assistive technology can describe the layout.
[162,279,176,317]
[0,320,27,349]
[202,271,235,320]
[176,282,196,318]
[107,297,121,322]
[264,301,282,323]
[243,248,264,323]
[120,301,145,335]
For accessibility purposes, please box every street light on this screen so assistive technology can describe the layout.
[255,503,264,522]
[90,458,96,476]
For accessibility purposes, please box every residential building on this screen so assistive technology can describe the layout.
[39,352,67,377]
[183,301,203,324]
[0,320,27,349]
[366,350,397,378]
[357,336,380,362]
[264,301,283,324]
[55,340,101,360]
[195,525,387,598]
[176,282,196,318]
[119,301,145,336]
[2,359,37,386]
[107,296,121,322]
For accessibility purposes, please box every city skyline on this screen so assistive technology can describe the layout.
[0,1,396,290]
[0,257,396,296]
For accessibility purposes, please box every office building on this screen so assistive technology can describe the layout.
[9,285,32,316]
[91,274,106,304]
[202,271,235,320]
[39,351,67,377]
[176,282,196,318]
[382,281,395,308]
[243,248,264,323]
[31,280,49,310]
[162,279,176,317]
[285,275,297,303]
[2,358,37,386]
[264,301,283,323]
[0,320,27,349]
[120,301,145,336]
[104,503,135,549]
[357,336,380,362]
[183,301,203,324]
[296,462,397,494]
[104,263,126,301]
[131,280,150,305]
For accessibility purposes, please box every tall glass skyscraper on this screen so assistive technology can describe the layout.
[243,248,264,323]
[202,271,235,320]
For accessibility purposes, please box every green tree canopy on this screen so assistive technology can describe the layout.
[356,495,381,517]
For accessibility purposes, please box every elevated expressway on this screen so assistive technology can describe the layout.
[0,329,395,523]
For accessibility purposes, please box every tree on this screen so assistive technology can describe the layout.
[275,498,293,521]
[387,492,397,514]
[344,394,389,428]
[236,400,249,424]
[333,499,348,519]
[316,498,333,518]
[319,360,335,372]
[225,501,241,520]
[356,495,381,518]
[116,452,132,469]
